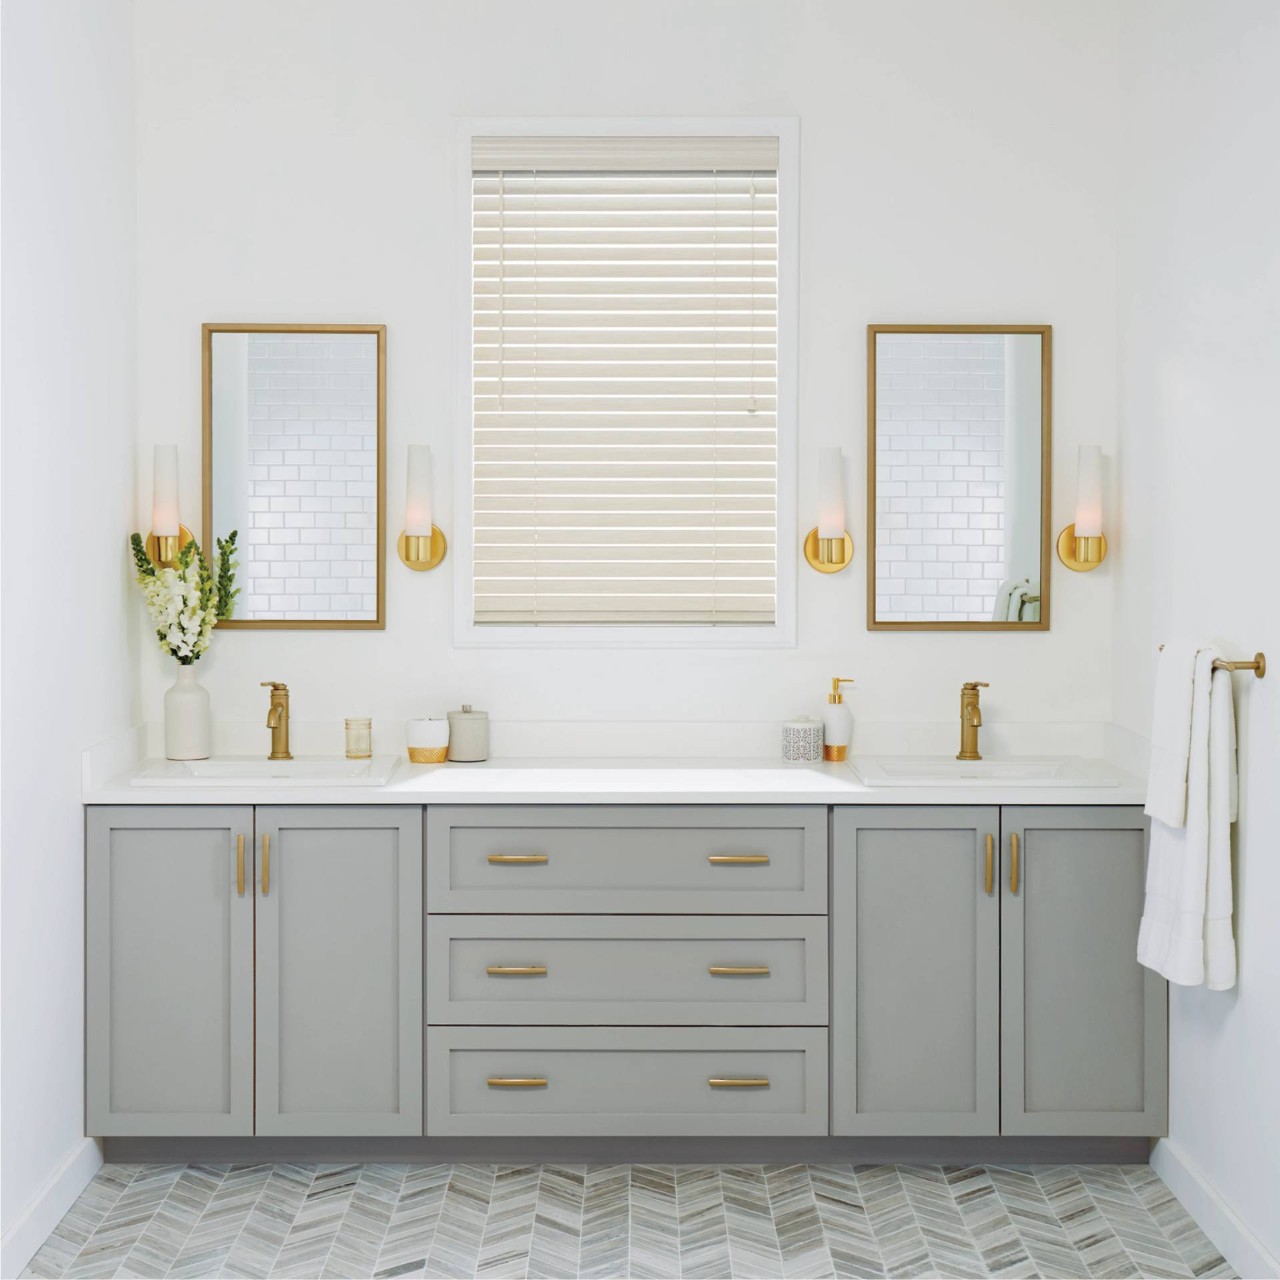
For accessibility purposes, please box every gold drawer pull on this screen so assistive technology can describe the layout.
[236,834,245,897]
[708,965,771,976]
[487,1077,548,1088]
[708,1077,770,1088]
[486,965,548,976]
[984,833,994,897]
[707,854,770,865]
[261,833,270,895]
[1010,832,1020,895]
[487,854,549,865]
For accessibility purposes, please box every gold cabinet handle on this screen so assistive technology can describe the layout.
[236,834,245,897]
[708,966,771,976]
[487,854,548,865]
[261,833,270,895]
[984,834,994,897]
[707,854,770,865]
[487,1077,548,1087]
[486,965,548,976]
[708,1077,770,1088]
[1010,832,1020,895]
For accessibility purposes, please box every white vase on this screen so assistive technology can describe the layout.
[165,664,211,760]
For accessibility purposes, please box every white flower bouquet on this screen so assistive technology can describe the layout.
[129,532,239,664]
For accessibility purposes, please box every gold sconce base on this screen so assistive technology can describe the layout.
[1056,524,1107,572]
[803,527,854,573]
[144,525,196,569]
[398,526,447,571]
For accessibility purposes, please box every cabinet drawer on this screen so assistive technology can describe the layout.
[426,1027,828,1135]
[426,916,828,1026]
[425,805,827,914]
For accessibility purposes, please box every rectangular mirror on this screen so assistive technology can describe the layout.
[203,323,385,628]
[867,324,1051,630]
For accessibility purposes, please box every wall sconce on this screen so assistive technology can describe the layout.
[144,445,194,568]
[1057,444,1108,571]
[804,446,854,572]
[397,444,447,570]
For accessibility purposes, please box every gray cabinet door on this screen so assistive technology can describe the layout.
[86,806,254,1136]
[254,806,422,1135]
[1001,806,1167,1136]
[831,806,1000,1135]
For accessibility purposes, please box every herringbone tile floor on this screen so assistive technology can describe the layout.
[20,1162,1234,1280]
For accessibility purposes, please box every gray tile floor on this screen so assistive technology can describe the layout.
[21,1162,1234,1280]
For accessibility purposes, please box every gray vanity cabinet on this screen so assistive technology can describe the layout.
[1000,806,1166,1136]
[87,804,422,1137]
[831,807,1001,1135]
[86,806,255,1136]
[254,807,422,1135]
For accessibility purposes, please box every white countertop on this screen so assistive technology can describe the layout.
[86,755,1147,807]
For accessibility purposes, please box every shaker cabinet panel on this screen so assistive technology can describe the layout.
[254,806,422,1135]
[1001,806,1166,1136]
[426,805,827,914]
[427,915,828,1026]
[86,806,254,1136]
[831,807,1000,1136]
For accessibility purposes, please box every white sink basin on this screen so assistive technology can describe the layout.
[131,755,401,787]
[851,755,1117,787]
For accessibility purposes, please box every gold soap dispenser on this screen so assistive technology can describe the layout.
[822,677,855,762]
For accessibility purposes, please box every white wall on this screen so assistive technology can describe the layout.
[0,0,138,1269]
[1114,1,1280,1271]
[133,0,1121,747]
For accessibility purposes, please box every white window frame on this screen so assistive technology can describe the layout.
[453,116,799,649]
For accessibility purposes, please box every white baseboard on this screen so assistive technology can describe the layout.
[0,1137,102,1278]
[1151,1138,1280,1280]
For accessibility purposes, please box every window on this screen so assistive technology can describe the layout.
[465,130,788,636]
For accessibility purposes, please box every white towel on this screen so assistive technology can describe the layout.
[1144,640,1200,827]
[1137,653,1238,988]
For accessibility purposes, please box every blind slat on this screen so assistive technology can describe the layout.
[471,150,779,626]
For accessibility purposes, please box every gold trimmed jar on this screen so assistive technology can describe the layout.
[406,717,449,764]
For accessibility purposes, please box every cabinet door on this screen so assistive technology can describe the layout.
[254,806,422,1135]
[1001,806,1167,1136]
[86,806,254,1135]
[832,806,1000,1135]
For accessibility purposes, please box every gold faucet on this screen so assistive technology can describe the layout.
[957,681,989,761]
[261,682,292,760]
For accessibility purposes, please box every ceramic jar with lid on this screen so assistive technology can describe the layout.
[447,704,489,761]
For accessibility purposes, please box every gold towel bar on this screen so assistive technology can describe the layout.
[1159,646,1266,679]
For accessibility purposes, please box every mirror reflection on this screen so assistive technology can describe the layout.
[868,325,1050,629]
[204,324,385,628]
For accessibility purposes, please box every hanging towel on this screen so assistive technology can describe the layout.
[1145,640,1201,827]
[1137,651,1238,988]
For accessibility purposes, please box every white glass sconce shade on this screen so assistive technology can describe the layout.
[152,445,180,537]
[1073,445,1103,538]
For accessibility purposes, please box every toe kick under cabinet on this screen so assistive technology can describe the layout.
[424,805,831,1136]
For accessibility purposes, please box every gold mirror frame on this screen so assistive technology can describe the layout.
[866,323,1052,632]
[202,322,387,630]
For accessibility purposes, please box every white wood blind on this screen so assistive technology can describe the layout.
[472,136,780,626]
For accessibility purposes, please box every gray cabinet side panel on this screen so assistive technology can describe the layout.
[832,806,1000,1136]
[1001,806,1167,1136]
[255,806,423,1136]
[86,806,254,1136]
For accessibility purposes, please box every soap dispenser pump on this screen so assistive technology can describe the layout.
[823,677,855,762]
